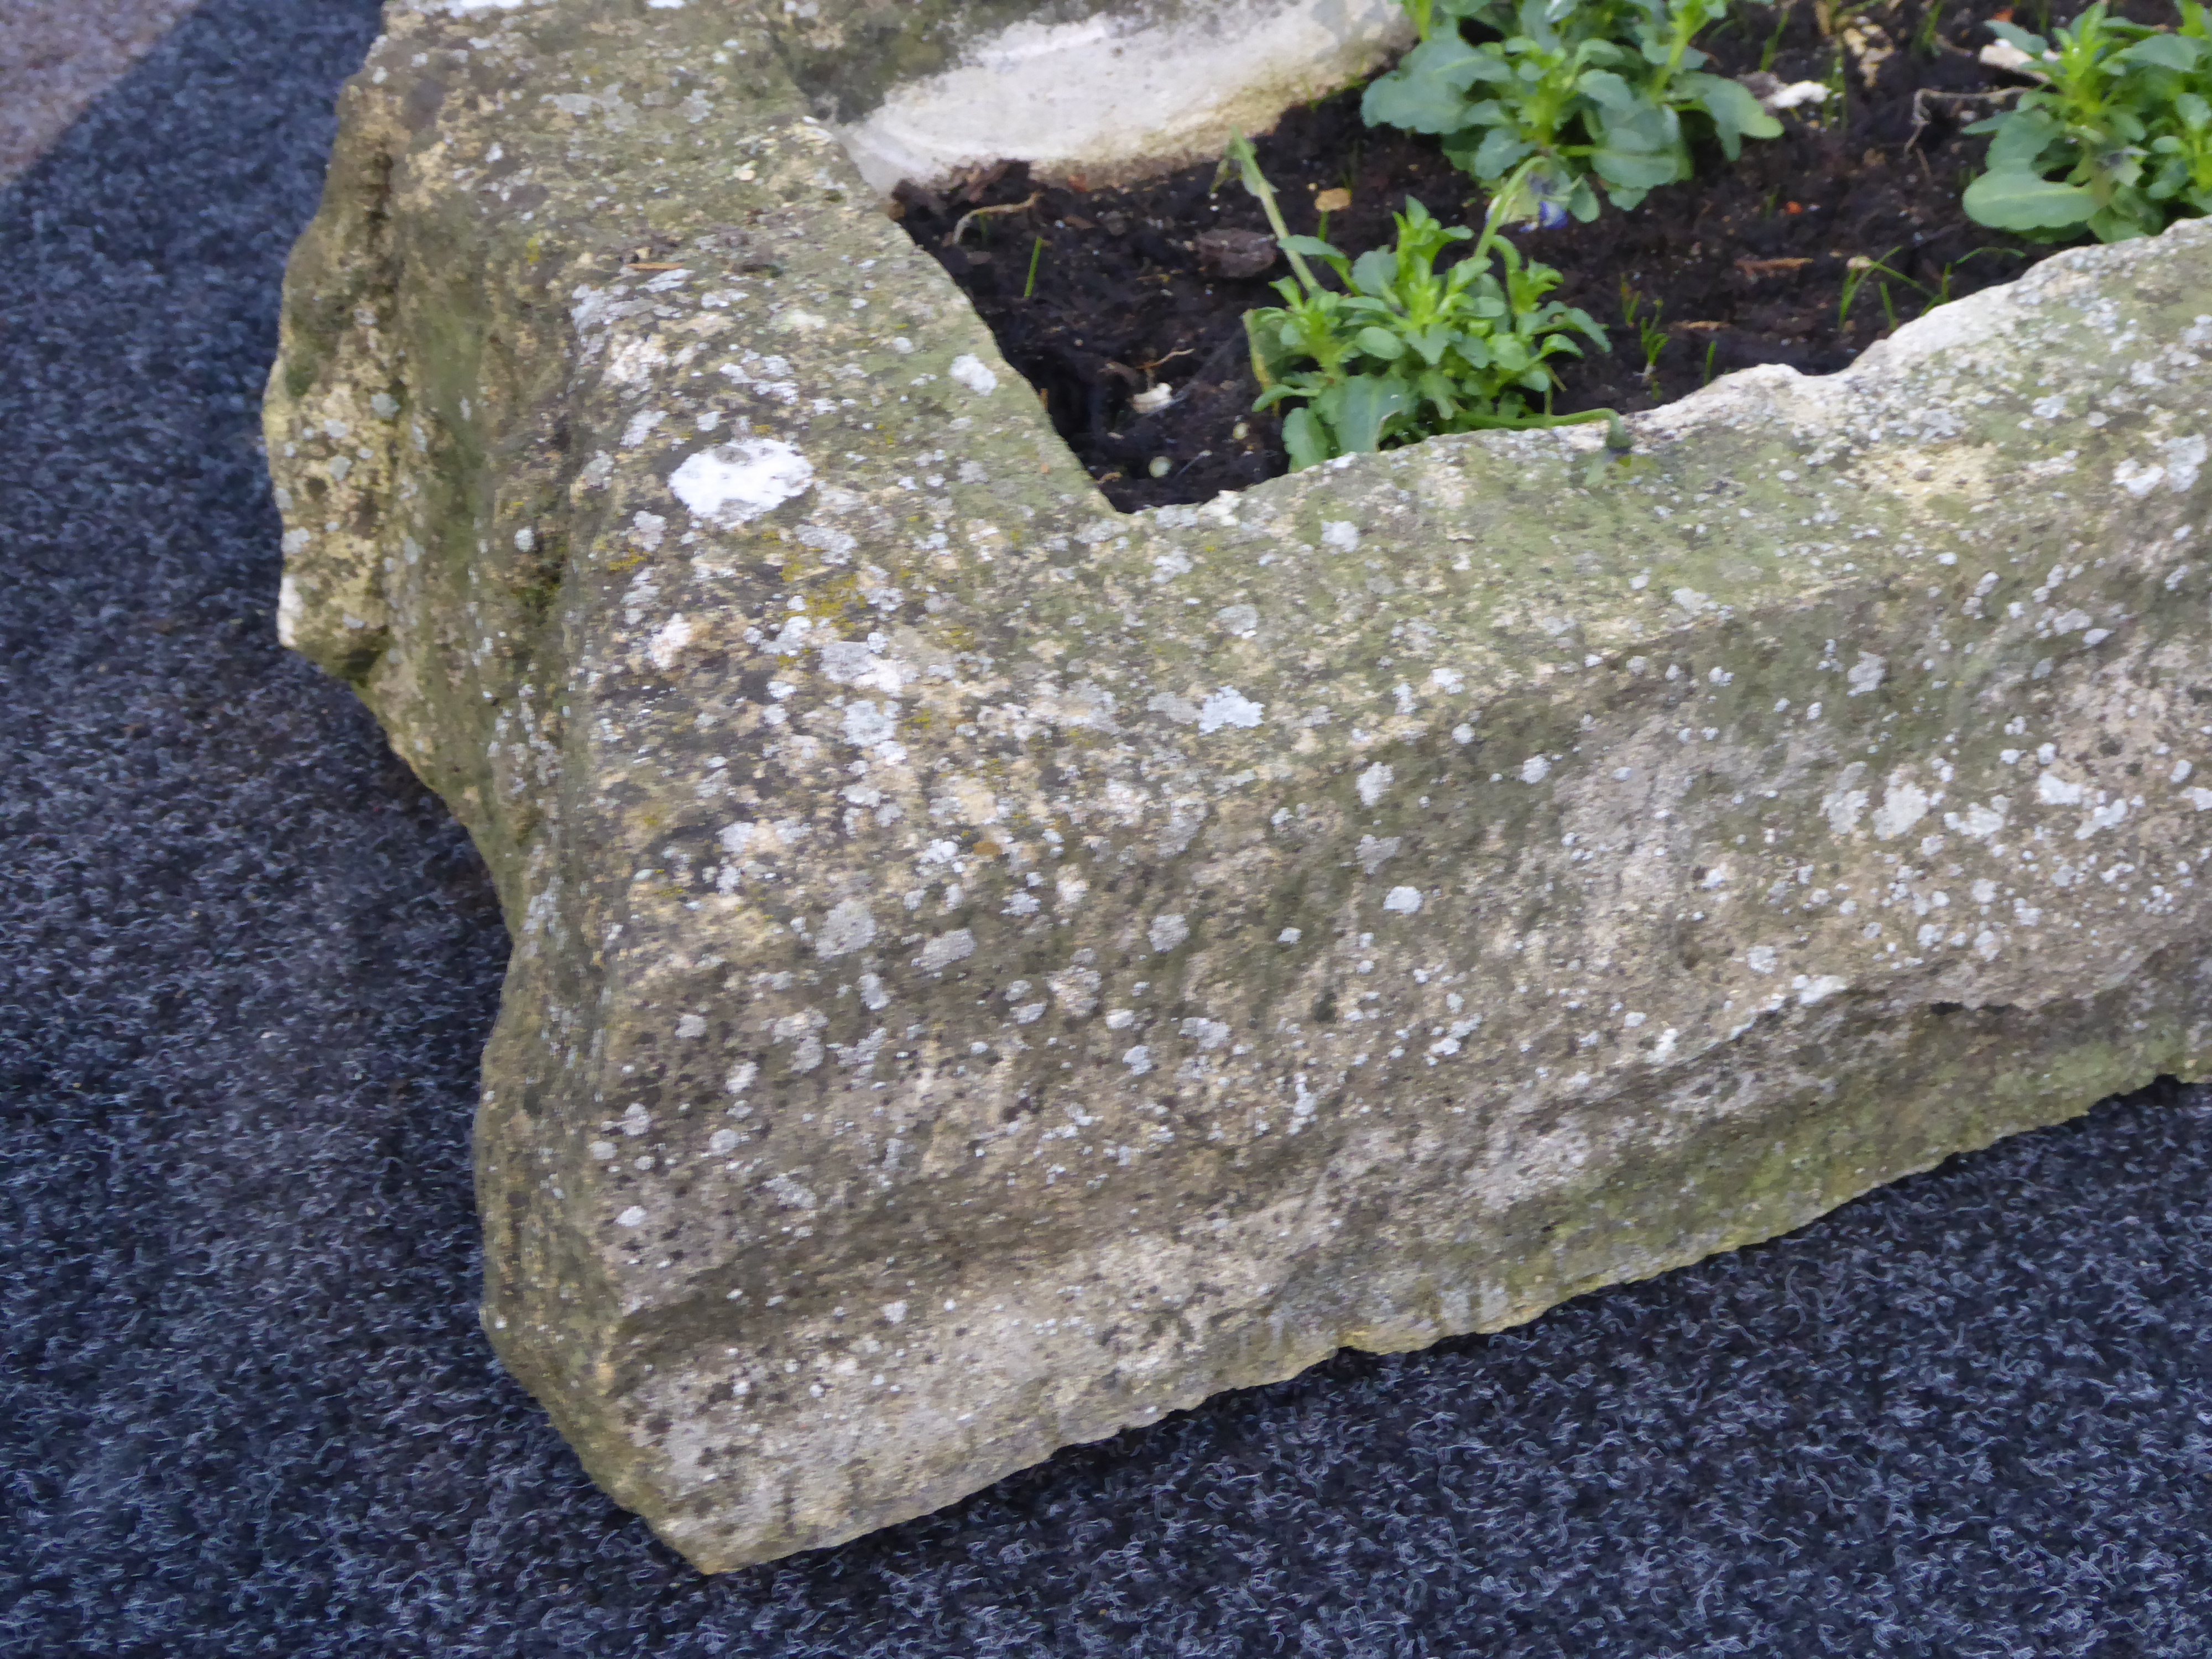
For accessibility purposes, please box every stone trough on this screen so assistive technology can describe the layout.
[269,0,2212,1573]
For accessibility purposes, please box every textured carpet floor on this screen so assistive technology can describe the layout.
[6,3,2212,1654]
[0,0,204,183]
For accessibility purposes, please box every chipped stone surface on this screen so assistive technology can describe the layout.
[268,0,2212,1574]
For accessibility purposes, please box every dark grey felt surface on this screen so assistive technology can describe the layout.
[6,3,2212,1652]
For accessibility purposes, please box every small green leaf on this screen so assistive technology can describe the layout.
[1687,74,1782,140]
[1361,35,1495,132]
[1355,326,1408,359]
[1352,249,1399,298]
[1472,127,1535,179]
[2119,33,2206,71]
[1962,169,2099,231]
[1318,375,1415,452]
[1591,146,1681,189]
[1408,324,1455,366]
[1244,309,1295,388]
[1276,234,1344,259]
[1281,406,1334,471]
[1577,69,1640,112]
[1983,109,2065,173]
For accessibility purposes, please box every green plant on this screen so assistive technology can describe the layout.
[1838,246,1911,325]
[1621,280,1667,375]
[1221,134,1621,468]
[1024,236,1045,298]
[1759,0,1791,70]
[1362,0,1783,220]
[1912,0,1946,59]
[1963,1,2212,242]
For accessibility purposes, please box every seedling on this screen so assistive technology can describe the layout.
[1839,246,1934,327]
[1362,0,1783,220]
[1621,281,1668,375]
[1220,133,1623,469]
[1760,0,1792,70]
[1024,236,1045,298]
[1912,0,1946,59]
[1963,1,2212,242]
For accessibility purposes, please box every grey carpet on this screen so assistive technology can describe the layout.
[5,2,2211,1653]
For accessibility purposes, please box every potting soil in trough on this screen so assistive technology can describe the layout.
[893,0,2157,513]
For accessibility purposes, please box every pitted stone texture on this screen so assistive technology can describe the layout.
[268,0,2212,1574]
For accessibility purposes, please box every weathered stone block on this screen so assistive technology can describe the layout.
[268,0,2212,1573]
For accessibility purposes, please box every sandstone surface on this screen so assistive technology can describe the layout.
[269,0,2212,1572]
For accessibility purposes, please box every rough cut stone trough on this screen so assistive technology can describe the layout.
[268,0,2212,1573]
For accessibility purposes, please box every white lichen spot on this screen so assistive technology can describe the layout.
[670,438,815,526]
[1793,974,1848,1005]
[648,614,694,671]
[1520,756,1551,784]
[675,1014,707,1039]
[1823,764,1870,834]
[1321,520,1359,551]
[842,700,898,748]
[917,930,976,972]
[1123,1045,1154,1076]
[1215,602,1260,637]
[817,899,878,958]
[1872,779,1929,841]
[1431,668,1465,694]
[2076,799,2128,839]
[2164,434,2206,492]
[2116,458,2166,497]
[615,1206,648,1228]
[1197,687,1264,733]
[1182,1018,1230,1050]
[726,1061,759,1096]
[1846,653,1887,696]
[880,1300,908,1324]
[2036,771,2085,806]
[1944,801,2007,838]
[1357,763,1394,807]
[1383,886,1423,914]
[949,354,999,395]
[1356,835,1401,874]
[1148,914,1190,952]
[1745,945,1778,975]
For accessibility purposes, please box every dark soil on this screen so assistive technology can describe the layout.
[893,0,2150,512]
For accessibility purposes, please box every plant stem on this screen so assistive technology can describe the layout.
[1229,133,1324,295]
[1023,236,1045,298]
[1469,156,1546,270]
